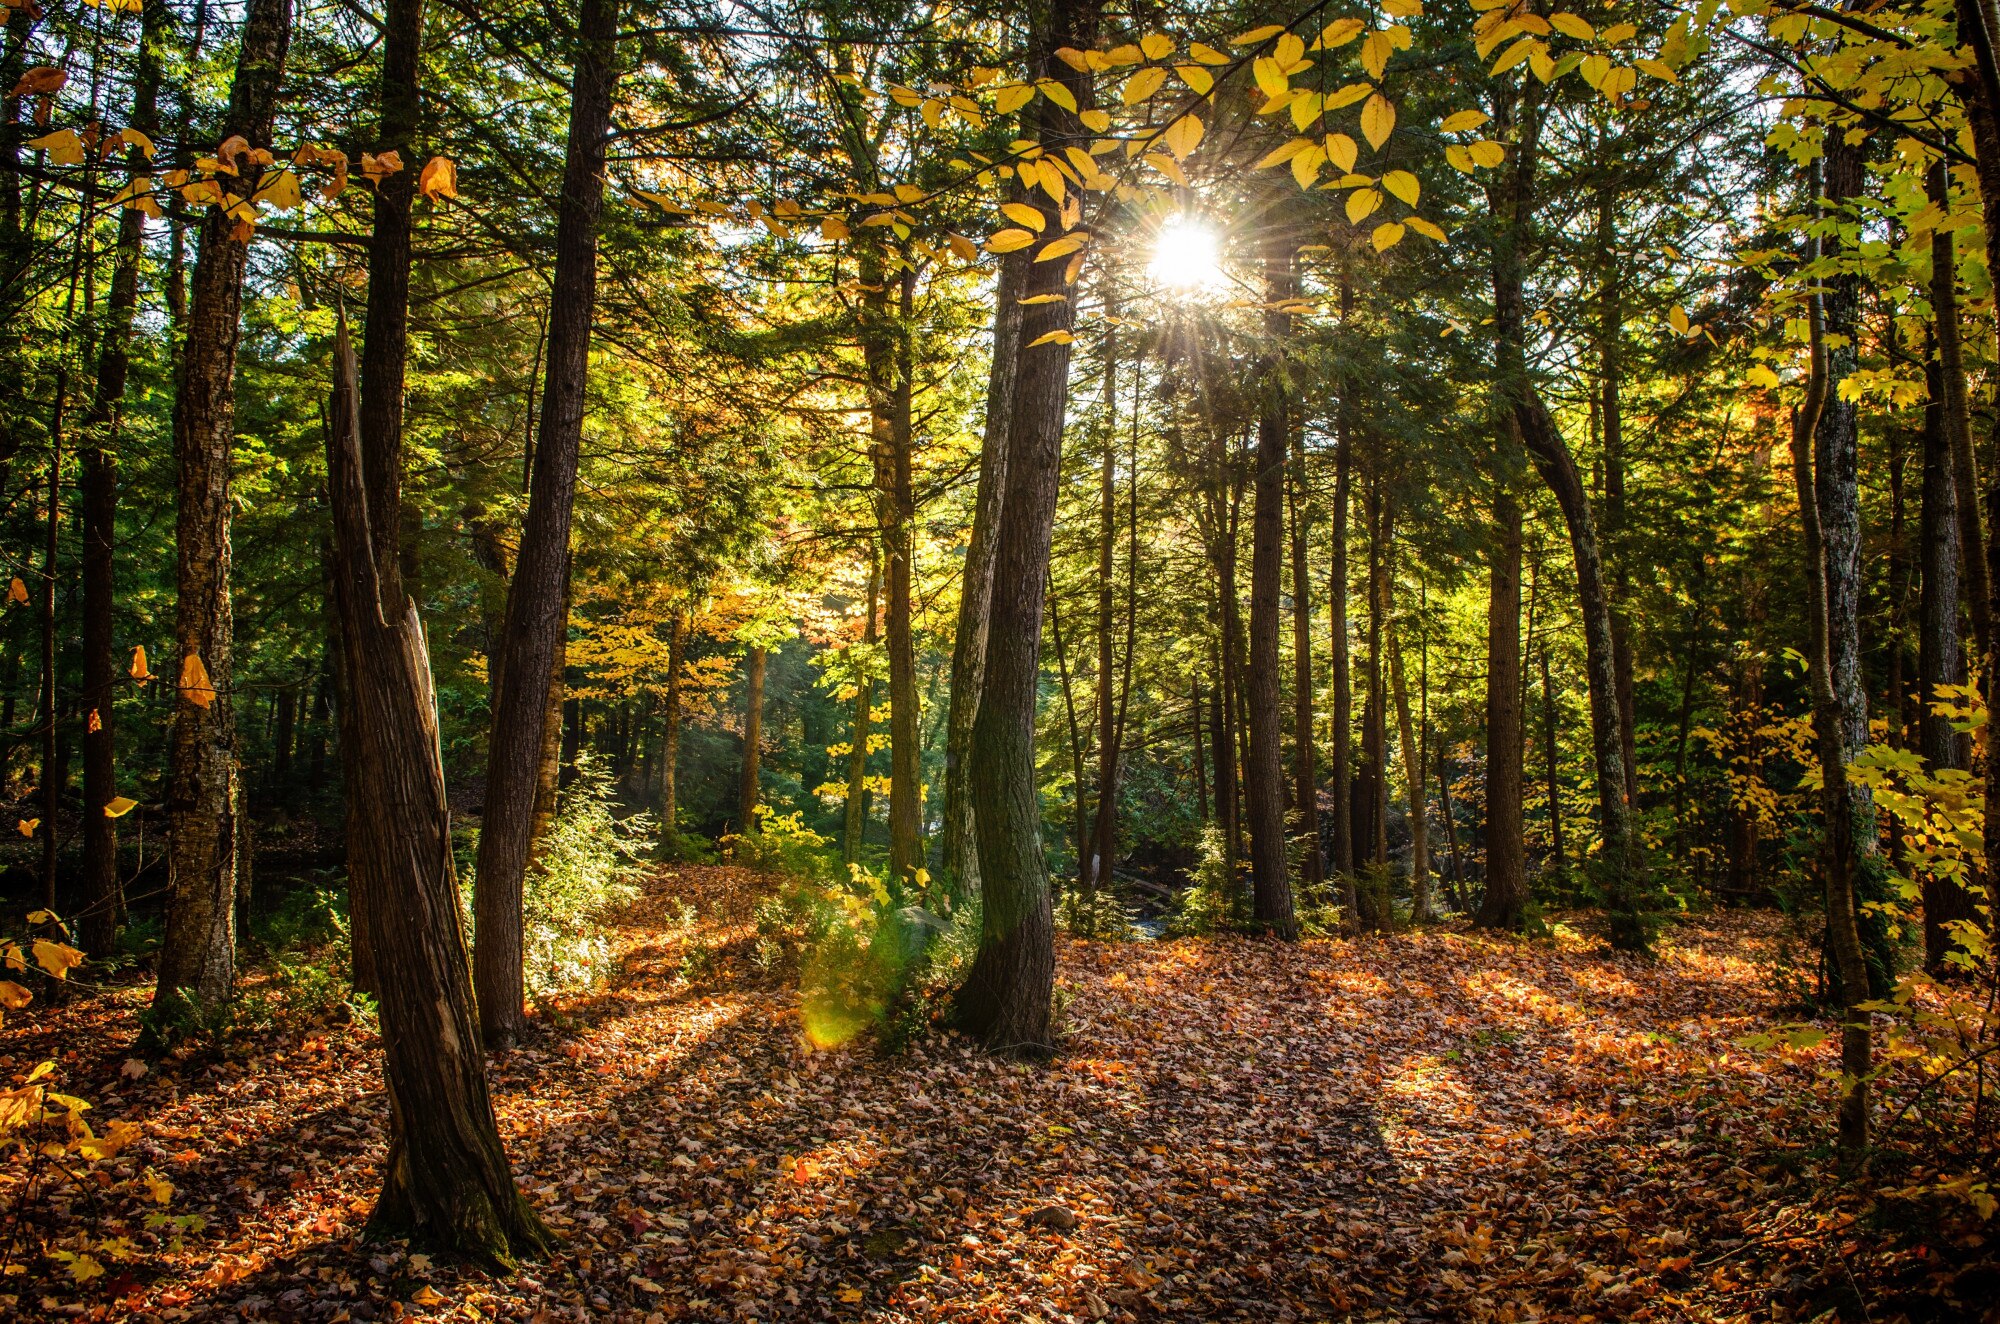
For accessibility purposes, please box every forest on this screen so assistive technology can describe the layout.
[1,0,1998,1318]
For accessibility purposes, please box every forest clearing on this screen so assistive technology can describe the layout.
[15,866,1984,1322]
[4,0,2000,1319]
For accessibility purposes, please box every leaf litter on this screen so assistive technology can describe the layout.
[5,866,1993,1322]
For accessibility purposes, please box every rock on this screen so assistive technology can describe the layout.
[1026,1205,1080,1232]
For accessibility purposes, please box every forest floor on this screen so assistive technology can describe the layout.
[9,865,1994,1323]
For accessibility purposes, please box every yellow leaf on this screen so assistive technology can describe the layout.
[10,65,65,97]
[1036,232,1089,261]
[1372,222,1405,251]
[180,652,216,708]
[0,982,29,1010]
[130,644,150,681]
[1162,114,1204,159]
[1548,13,1595,39]
[1289,91,1324,132]
[1600,21,1637,43]
[1175,65,1214,95]
[1636,58,1679,83]
[1382,170,1419,205]
[28,130,84,166]
[1468,140,1506,168]
[1255,139,1311,170]
[104,797,139,819]
[1026,329,1074,347]
[994,84,1035,115]
[1036,80,1077,112]
[1361,32,1392,80]
[1275,32,1306,66]
[1346,188,1382,223]
[1291,145,1325,189]
[1233,24,1287,46]
[252,169,303,211]
[17,819,37,837]
[411,1287,447,1308]
[1579,53,1611,88]
[1140,32,1173,61]
[1325,134,1359,174]
[143,1170,175,1205]
[8,577,26,604]
[1360,95,1396,149]
[1492,36,1539,76]
[418,155,457,201]
[1017,294,1066,304]
[1001,202,1047,232]
[1316,18,1365,49]
[1669,304,1691,335]
[947,232,978,262]
[986,228,1038,253]
[33,939,84,979]
[1122,66,1167,106]
[1253,56,1289,100]
[1079,108,1111,132]
[1188,42,1231,65]
[1440,109,1489,133]
[820,216,851,241]
[1746,364,1781,389]
[1325,82,1372,110]
[1406,215,1446,241]
[1145,153,1188,186]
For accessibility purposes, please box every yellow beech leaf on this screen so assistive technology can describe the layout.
[1176,65,1215,95]
[1079,108,1112,132]
[1189,42,1231,65]
[104,796,139,818]
[1360,95,1396,149]
[253,169,303,211]
[1291,146,1325,189]
[1636,58,1679,82]
[1346,187,1382,223]
[1122,66,1167,106]
[1018,294,1066,304]
[1406,215,1445,241]
[1036,232,1089,261]
[419,155,458,200]
[28,130,84,166]
[1140,32,1173,61]
[1549,13,1595,39]
[1162,114,1204,159]
[1492,36,1539,75]
[1105,44,1142,67]
[33,939,84,979]
[1382,170,1420,205]
[1316,17,1365,49]
[1325,82,1372,110]
[1253,56,1289,100]
[1027,329,1074,347]
[1256,138,1311,170]
[1669,304,1691,335]
[1054,47,1092,71]
[1600,21,1637,43]
[1746,364,1781,389]
[994,84,1035,115]
[1233,24,1286,45]
[946,232,978,262]
[1468,139,1507,167]
[1440,109,1489,133]
[1001,202,1047,232]
[1325,133,1359,174]
[1372,222,1405,251]
[1145,153,1189,186]
[820,216,851,241]
[0,981,29,1010]
[1361,32,1392,80]
[1274,32,1306,65]
[180,652,217,708]
[1036,79,1077,112]
[986,228,1037,253]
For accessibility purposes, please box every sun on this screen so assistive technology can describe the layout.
[1148,214,1226,294]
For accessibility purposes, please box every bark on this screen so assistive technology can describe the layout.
[1539,648,1566,870]
[875,267,922,883]
[325,325,554,1268]
[1478,493,1526,931]
[157,0,292,1015]
[1192,681,1209,823]
[738,646,766,832]
[472,0,619,1050]
[1596,185,1641,812]
[40,409,60,911]
[954,0,1097,1053]
[1243,244,1298,938]
[1087,295,1118,901]
[844,553,880,866]
[657,609,685,834]
[1437,745,1467,912]
[941,254,1023,898]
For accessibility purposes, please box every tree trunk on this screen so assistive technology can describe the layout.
[954,0,1096,1053]
[1329,415,1356,922]
[1389,600,1430,923]
[1289,413,1323,895]
[738,645,766,832]
[1540,648,1565,871]
[1920,330,1977,973]
[881,268,922,883]
[657,609,685,833]
[1478,493,1526,931]
[1087,297,1118,902]
[1437,744,1467,912]
[326,325,554,1268]
[941,254,1023,898]
[157,0,292,1015]
[1596,185,1641,812]
[472,0,618,1050]
[845,551,879,867]
[1243,244,1297,938]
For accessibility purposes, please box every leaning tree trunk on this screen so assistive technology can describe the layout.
[955,0,1097,1053]
[941,254,1023,898]
[326,325,555,1268]
[1478,492,1526,931]
[472,0,619,1050]
[1243,241,1298,937]
[77,0,166,957]
[156,0,292,1016]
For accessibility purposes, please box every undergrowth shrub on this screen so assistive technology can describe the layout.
[515,752,650,1001]
[1166,825,1235,936]
[1058,883,1135,939]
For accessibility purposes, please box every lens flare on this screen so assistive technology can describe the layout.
[1149,215,1226,293]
